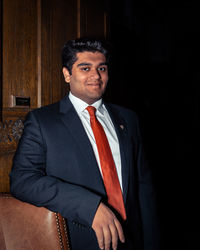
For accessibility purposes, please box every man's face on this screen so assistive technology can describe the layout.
[63,51,108,104]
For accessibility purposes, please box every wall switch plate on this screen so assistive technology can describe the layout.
[10,95,30,107]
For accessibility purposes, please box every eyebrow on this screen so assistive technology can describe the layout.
[77,62,108,67]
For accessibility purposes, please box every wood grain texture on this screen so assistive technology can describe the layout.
[79,0,108,38]
[3,0,38,109]
[41,0,77,106]
[0,153,14,193]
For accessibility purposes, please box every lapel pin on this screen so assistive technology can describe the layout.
[120,125,124,130]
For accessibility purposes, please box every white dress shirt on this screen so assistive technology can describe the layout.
[69,92,123,191]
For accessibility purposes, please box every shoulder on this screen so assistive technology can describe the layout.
[24,100,61,127]
[32,101,60,116]
[28,95,67,119]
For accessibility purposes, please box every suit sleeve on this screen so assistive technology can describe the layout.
[134,115,161,250]
[10,111,101,227]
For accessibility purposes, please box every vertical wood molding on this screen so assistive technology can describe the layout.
[104,12,108,39]
[0,0,2,121]
[78,0,108,38]
[37,0,42,108]
[77,0,81,38]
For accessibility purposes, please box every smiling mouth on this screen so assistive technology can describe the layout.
[87,83,102,87]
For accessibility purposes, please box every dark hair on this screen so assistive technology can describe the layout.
[61,37,111,74]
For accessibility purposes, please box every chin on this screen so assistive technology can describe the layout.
[86,95,102,104]
[89,91,103,99]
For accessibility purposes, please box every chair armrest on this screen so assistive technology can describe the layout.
[0,193,70,250]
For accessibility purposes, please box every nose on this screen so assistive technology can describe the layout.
[90,68,101,80]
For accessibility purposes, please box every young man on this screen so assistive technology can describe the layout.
[10,38,160,250]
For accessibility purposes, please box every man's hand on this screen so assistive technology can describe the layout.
[92,202,125,250]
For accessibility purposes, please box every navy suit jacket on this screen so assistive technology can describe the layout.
[10,95,160,250]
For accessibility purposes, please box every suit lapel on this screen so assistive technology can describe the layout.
[59,96,106,194]
[105,103,130,203]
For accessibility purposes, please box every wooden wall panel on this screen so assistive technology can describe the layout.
[2,0,38,110]
[0,153,15,193]
[79,0,108,38]
[2,0,109,113]
[41,0,77,106]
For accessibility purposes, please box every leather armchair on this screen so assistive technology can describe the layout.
[0,193,70,250]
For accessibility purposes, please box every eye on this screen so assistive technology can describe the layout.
[81,67,90,72]
[98,66,107,72]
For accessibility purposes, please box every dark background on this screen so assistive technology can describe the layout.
[105,1,200,249]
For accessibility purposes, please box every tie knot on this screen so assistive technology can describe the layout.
[86,106,96,117]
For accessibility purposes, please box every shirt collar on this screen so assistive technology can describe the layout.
[69,92,105,115]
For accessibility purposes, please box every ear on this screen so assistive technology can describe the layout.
[62,67,71,83]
